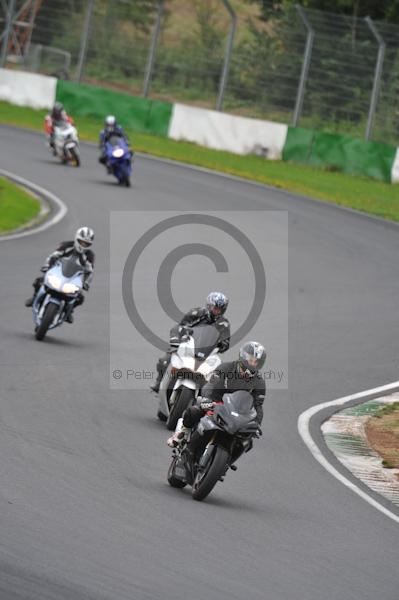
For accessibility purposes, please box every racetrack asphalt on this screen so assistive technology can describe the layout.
[1,125,399,600]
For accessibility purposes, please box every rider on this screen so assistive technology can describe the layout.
[99,115,129,167]
[24,227,95,324]
[167,341,266,448]
[150,292,230,394]
[44,102,74,153]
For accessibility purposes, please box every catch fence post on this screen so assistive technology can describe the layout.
[76,0,96,83]
[364,16,385,141]
[216,0,237,112]
[142,0,164,98]
[0,0,17,68]
[292,4,314,127]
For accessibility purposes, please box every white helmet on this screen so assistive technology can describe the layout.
[105,115,116,130]
[74,226,94,253]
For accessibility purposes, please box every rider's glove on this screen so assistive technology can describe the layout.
[254,427,263,438]
[169,335,180,347]
[200,401,215,412]
[179,325,193,336]
[83,282,89,291]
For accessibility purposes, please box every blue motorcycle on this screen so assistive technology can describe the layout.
[104,135,133,187]
[32,256,84,341]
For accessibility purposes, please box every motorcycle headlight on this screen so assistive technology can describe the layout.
[47,274,62,290]
[112,148,124,158]
[62,283,80,294]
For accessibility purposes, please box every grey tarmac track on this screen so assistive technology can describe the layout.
[0,125,399,600]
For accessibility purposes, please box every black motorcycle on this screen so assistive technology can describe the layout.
[167,390,261,502]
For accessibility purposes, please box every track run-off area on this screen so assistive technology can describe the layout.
[1,125,399,600]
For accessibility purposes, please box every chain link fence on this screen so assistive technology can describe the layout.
[1,0,399,145]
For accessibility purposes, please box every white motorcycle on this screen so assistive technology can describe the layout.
[157,324,222,431]
[52,121,80,166]
[32,256,84,341]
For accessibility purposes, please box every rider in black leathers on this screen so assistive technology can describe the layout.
[151,292,230,393]
[167,341,266,448]
[24,227,95,324]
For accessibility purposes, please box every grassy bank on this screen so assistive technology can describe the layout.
[1,101,399,221]
[366,403,399,471]
[0,175,41,233]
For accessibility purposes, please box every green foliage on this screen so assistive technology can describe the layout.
[154,0,224,96]
[375,402,399,418]
[246,0,399,23]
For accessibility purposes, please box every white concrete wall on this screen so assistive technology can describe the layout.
[169,103,288,160]
[0,69,56,109]
[391,148,399,183]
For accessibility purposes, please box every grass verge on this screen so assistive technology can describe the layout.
[1,100,399,221]
[0,175,41,233]
[366,403,399,473]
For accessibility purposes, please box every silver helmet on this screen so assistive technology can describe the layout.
[74,226,94,254]
[206,291,229,321]
[105,115,116,131]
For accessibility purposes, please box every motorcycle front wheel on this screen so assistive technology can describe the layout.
[166,387,195,431]
[192,445,229,502]
[167,455,187,489]
[35,302,59,341]
[69,147,80,167]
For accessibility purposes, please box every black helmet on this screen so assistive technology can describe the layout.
[238,341,266,376]
[52,101,64,120]
[206,292,229,321]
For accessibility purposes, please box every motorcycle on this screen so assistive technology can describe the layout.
[104,135,133,187]
[167,390,260,502]
[32,256,84,341]
[157,324,222,431]
[52,120,80,166]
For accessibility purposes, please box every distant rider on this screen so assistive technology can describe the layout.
[167,341,266,448]
[99,115,129,168]
[25,227,95,324]
[150,292,230,394]
[44,102,74,154]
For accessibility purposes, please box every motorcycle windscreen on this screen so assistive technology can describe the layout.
[107,135,123,147]
[61,255,84,278]
[216,391,258,434]
[54,121,70,132]
[191,325,220,359]
[107,135,127,149]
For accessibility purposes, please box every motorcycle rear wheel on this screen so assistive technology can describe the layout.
[192,446,229,501]
[35,302,59,341]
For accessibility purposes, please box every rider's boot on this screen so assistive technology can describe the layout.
[167,419,189,448]
[150,354,170,393]
[65,304,74,324]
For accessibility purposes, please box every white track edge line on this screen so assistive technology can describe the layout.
[0,168,67,241]
[298,380,399,524]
